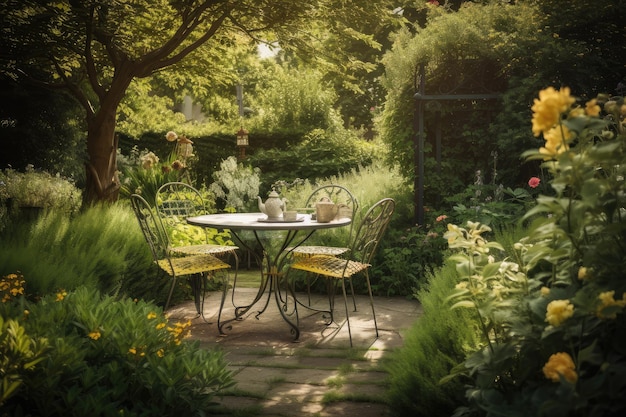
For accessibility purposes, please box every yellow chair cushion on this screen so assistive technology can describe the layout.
[157,254,230,277]
[290,255,370,279]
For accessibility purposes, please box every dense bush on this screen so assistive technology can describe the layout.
[0,285,233,416]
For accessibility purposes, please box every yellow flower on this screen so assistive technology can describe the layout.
[596,290,626,319]
[531,87,575,136]
[88,331,101,340]
[539,125,573,159]
[577,266,591,281]
[156,349,165,358]
[128,347,137,355]
[444,223,462,245]
[585,99,601,117]
[540,286,550,296]
[155,322,166,330]
[546,299,574,326]
[56,290,67,302]
[147,312,157,320]
[543,352,578,383]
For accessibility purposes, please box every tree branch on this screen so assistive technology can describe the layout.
[135,3,232,76]
[84,5,106,100]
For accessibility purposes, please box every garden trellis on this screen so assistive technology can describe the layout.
[413,63,501,225]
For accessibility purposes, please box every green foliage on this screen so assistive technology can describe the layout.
[385,261,481,417]
[0,286,234,416]
[374,219,448,296]
[442,90,626,416]
[0,203,157,301]
[0,311,48,406]
[0,81,87,182]
[0,165,82,215]
[250,129,380,196]
[248,66,341,132]
[379,0,623,216]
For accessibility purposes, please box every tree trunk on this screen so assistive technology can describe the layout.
[83,65,135,206]
[84,112,120,205]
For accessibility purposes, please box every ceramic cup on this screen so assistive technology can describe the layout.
[283,210,298,222]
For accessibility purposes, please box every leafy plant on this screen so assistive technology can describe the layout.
[385,261,481,417]
[441,88,626,416]
[209,156,261,212]
[119,146,191,204]
[0,286,234,416]
[0,203,156,300]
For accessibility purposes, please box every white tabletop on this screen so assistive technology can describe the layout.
[186,212,351,231]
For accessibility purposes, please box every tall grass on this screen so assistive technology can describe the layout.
[384,261,481,417]
[281,161,410,247]
[0,203,158,300]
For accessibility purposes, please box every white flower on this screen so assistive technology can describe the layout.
[165,131,178,142]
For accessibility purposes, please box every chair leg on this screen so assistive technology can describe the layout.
[347,277,357,311]
[341,277,353,347]
[364,271,379,338]
[164,274,178,311]
[216,269,230,334]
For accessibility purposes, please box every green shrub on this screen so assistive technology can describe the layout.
[0,286,234,416]
[385,261,481,417]
[373,214,449,296]
[0,165,82,215]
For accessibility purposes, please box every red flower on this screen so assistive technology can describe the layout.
[528,177,541,188]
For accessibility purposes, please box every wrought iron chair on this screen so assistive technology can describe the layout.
[288,184,359,307]
[288,198,395,346]
[130,194,231,331]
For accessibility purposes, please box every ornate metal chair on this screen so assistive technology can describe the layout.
[288,198,395,346]
[288,184,359,306]
[130,194,231,330]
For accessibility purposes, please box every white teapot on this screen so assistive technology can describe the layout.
[257,190,287,220]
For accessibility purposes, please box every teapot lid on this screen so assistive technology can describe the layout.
[267,189,280,198]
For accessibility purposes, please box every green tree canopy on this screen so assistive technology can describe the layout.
[0,0,396,204]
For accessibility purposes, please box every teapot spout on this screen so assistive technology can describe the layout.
[257,196,266,214]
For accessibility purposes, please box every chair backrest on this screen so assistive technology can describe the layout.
[155,182,210,241]
[304,185,358,220]
[130,193,170,263]
[350,198,395,264]
[156,182,208,217]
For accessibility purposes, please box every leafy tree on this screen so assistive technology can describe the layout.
[0,0,395,204]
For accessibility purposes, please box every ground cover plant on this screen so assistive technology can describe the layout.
[0,284,234,416]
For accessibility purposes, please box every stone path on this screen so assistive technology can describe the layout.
[167,287,422,417]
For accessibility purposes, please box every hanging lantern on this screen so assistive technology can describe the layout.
[236,127,249,159]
